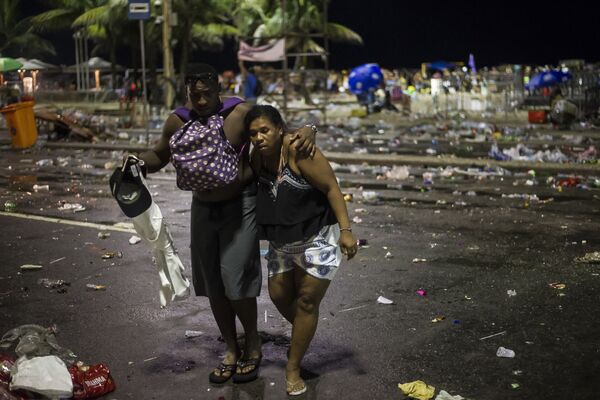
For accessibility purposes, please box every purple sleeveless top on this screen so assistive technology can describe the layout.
[173,97,245,152]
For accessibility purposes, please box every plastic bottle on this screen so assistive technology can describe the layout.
[496,346,515,358]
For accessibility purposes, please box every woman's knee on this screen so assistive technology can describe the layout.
[296,294,319,314]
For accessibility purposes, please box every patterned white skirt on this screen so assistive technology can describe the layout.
[265,224,341,280]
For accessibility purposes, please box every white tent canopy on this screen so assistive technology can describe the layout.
[65,57,123,72]
[15,58,56,70]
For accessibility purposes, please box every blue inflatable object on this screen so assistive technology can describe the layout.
[528,70,572,90]
[348,63,383,95]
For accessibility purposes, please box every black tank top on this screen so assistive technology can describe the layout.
[256,165,337,245]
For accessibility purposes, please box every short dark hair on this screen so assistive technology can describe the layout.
[185,63,219,88]
[244,105,286,132]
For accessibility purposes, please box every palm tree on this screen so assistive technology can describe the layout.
[0,0,56,58]
[234,0,363,68]
[172,0,239,80]
[69,0,131,88]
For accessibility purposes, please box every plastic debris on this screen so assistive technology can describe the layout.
[385,165,410,180]
[496,346,515,358]
[101,252,122,259]
[69,362,116,399]
[362,191,379,202]
[479,331,507,340]
[10,355,73,398]
[412,258,427,263]
[507,289,517,297]
[32,184,49,192]
[19,264,43,271]
[37,278,69,289]
[129,235,142,245]
[0,324,77,365]
[97,231,110,239]
[416,289,427,297]
[58,202,85,212]
[35,159,54,167]
[184,330,204,338]
[511,383,520,389]
[86,284,106,291]
[398,380,435,400]
[343,193,353,202]
[3,201,16,212]
[384,251,393,259]
[435,390,465,400]
[376,295,394,305]
[352,216,363,224]
[574,252,600,263]
[432,316,445,323]
[548,282,566,290]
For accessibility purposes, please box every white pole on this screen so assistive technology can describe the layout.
[140,20,149,144]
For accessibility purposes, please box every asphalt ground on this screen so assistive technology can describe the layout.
[0,131,599,399]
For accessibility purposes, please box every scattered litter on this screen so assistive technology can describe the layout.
[0,324,77,364]
[35,159,54,167]
[385,251,393,259]
[10,355,73,398]
[496,346,515,358]
[361,191,379,202]
[57,202,85,212]
[432,316,445,323]
[37,278,70,289]
[49,257,66,265]
[507,289,517,297]
[128,235,141,245]
[184,330,204,338]
[452,319,461,325]
[97,231,110,239]
[574,252,600,263]
[511,383,520,389]
[143,356,158,362]
[512,370,523,376]
[354,208,367,213]
[4,201,16,212]
[376,295,394,305]
[101,252,122,259]
[352,216,363,224]
[32,184,49,192]
[398,380,435,400]
[385,165,410,180]
[85,284,106,291]
[479,330,507,340]
[338,305,368,313]
[412,258,427,263]
[435,390,465,400]
[69,362,116,399]
[416,289,427,297]
[19,264,43,271]
[343,193,353,202]
[548,282,566,290]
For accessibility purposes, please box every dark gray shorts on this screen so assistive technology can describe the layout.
[190,184,261,300]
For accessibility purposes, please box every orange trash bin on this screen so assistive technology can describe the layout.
[1,101,38,148]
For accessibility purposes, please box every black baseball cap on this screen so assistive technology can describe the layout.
[109,159,152,218]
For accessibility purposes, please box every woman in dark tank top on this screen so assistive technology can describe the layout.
[245,105,358,396]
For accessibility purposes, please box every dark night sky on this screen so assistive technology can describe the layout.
[23,0,600,71]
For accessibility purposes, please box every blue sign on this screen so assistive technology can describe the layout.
[128,0,151,20]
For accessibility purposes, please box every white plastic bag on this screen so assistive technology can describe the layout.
[10,355,73,399]
[132,202,191,307]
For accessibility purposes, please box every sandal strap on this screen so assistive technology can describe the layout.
[215,363,236,373]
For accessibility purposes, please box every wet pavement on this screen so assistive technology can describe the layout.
[1,118,600,399]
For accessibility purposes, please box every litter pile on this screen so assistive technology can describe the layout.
[0,324,115,399]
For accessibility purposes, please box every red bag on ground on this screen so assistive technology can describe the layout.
[68,363,115,399]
